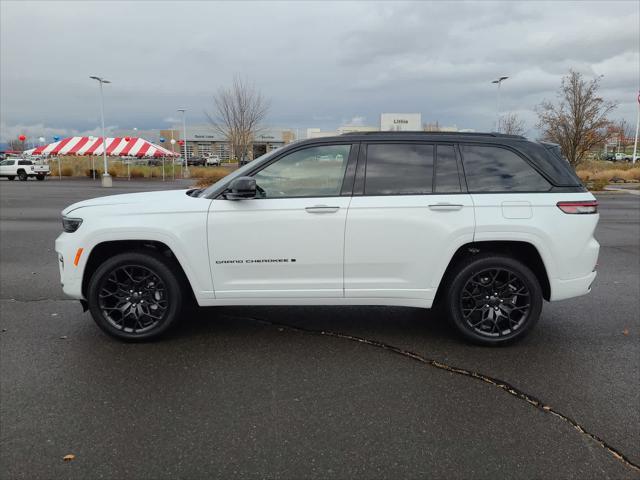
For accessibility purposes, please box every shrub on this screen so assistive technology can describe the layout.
[585,179,608,191]
[108,168,118,178]
[85,168,102,177]
[130,168,145,178]
[60,167,73,176]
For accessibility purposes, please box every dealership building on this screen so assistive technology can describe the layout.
[160,126,296,160]
[162,114,468,160]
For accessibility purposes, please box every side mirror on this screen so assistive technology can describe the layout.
[225,176,257,200]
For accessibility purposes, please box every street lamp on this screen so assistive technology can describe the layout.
[89,75,112,187]
[177,109,189,177]
[492,76,509,132]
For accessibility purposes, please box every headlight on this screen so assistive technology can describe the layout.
[62,217,83,233]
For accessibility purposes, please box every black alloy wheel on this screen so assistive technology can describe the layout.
[446,255,542,345]
[88,251,183,341]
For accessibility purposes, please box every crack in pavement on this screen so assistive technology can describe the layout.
[0,297,72,303]
[249,316,640,475]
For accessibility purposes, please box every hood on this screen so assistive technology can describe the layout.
[62,189,196,216]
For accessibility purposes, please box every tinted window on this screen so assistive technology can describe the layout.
[18,160,32,166]
[365,144,433,195]
[435,145,461,193]
[253,145,350,198]
[461,145,550,192]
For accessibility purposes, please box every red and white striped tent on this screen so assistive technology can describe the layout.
[24,136,178,158]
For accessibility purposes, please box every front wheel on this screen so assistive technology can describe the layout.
[87,251,184,341]
[445,255,543,346]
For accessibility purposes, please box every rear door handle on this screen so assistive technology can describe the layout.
[305,205,340,214]
[428,203,464,211]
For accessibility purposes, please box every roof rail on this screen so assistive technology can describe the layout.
[340,131,526,139]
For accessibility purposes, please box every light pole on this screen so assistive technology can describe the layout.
[170,137,177,180]
[178,109,189,178]
[633,90,639,165]
[492,76,509,132]
[89,76,112,187]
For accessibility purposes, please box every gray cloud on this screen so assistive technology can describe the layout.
[1,0,638,142]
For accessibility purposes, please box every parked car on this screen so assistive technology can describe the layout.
[0,158,50,180]
[612,152,633,162]
[186,156,206,167]
[56,132,599,345]
[204,154,221,166]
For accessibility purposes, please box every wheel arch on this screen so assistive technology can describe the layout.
[81,240,197,303]
[433,240,551,305]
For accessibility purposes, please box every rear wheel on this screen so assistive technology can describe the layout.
[17,170,27,181]
[36,174,45,181]
[87,251,184,341]
[445,255,543,346]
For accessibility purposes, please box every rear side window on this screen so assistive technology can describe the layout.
[18,160,33,166]
[365,143,433,195]
[461,145,550,192]
[435,145,461,193]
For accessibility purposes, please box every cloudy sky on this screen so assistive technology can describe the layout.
[1,0,638,142]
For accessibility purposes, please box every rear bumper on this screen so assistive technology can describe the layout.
[550,271,597,301]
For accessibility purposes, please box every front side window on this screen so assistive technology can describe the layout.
[253,144,351,198]
[365,143,434,195]
[461,145,551,192]
[0,159,14,166]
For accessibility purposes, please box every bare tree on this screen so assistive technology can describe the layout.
[614,119,634,151]
[536,70,616,166]
[7,139,26,152]
[499,113,527,136]
[207,76,270,161]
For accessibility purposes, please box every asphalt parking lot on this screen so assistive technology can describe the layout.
[1,178,639,479]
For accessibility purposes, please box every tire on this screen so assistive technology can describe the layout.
[444,254,543,346]
[7,176,15,181]
[17,170,28,181]
[36,174,45,181]
[87,251,184,341]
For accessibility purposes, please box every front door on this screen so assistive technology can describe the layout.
[208,143,354,298]
[0,159,14,175]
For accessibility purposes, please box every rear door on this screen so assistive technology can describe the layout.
[344,142,475,303]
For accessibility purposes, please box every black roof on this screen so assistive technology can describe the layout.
[293,130,581,187]
[341,131,526,140]
[294,131,528,146]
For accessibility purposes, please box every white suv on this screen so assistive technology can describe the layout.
[56,132,599,345]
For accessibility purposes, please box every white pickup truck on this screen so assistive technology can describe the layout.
[0,158,50,181]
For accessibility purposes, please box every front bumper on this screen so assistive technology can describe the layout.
[55,233,85,300]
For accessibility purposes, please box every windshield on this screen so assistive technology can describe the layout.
[199,147,284,197]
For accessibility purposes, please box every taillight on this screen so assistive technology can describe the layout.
[557,200,598,214]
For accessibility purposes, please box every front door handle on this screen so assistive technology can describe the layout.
[428,203,464,211]
[305,205,340,214]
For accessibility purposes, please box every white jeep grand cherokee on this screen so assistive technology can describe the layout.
[56,132,599,345]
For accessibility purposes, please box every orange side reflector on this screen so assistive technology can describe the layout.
[73,248,84,267]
